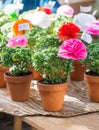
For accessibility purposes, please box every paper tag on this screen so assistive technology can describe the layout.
[81,32,92,44]
[18,23,30,31]
[80,6,92,13]
[92,10,97,16]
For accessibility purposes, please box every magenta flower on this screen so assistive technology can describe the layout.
[85,21,99,35]
[6,36,28,48]
[58,39,87,60]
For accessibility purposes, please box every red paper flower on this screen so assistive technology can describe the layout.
[58,22,80,41]
[37,7,52,15]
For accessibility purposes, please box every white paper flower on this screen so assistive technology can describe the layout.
[31,11,51,28]
[73,13,96,31]
[23,13,34,21]
[4,3,23,14]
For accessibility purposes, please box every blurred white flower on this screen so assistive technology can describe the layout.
[4,3,23,14]
[23,13,34,21]
[23,11,51,28]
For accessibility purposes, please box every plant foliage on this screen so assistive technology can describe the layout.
[82,39,99,75]
[1,46,32,76]
[32,47,72,84]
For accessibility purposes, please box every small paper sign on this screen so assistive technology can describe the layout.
[80,6,92,13]
[81,32,92,44]
[18,23,30,31]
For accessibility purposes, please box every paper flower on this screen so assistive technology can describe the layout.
[13,18,32,36]
[58,39,87,60]
[23,13,34,21]
[73,13,96,32]
[58,22,80,41]
[85,20,99,35]
[4,3,23,14]
[31,11,51,28]
[57,5,74,17]
[37,7,52,15]
[6,36,28,48]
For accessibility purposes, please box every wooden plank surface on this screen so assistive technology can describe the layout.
[21,113,99,130]
[0,80,99,130]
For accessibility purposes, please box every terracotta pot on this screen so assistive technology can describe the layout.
[84,72,99,102]
[70,60,86,81]
[30,67,42,80]
[0,65,9,88]
[37,82,68,112]
[4,73,32,102]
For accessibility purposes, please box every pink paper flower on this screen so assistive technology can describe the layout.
[57,5,74,17]
[85,21,99,34]
[6,36,28,48]
[58,39,87,60]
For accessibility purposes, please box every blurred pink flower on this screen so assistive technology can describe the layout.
[57,5,74,17]
[85,21,99,34]
[6,36,28,48]
[58,39,87,60]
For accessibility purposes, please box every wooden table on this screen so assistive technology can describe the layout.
[0,81,99,130]
[14,112,99,130]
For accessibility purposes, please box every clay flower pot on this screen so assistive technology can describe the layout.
[70,60,86,81]
[84,72,99,102]
[0,65,9,88]
[30,67,42,80]
[4,73,32,102]
[37,81,68,112]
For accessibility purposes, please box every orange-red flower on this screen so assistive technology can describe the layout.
[58,22,80,41]
[13,18,32,36]
[37,7,52,15]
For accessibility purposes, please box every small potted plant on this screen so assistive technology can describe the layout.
[57,22,86,81]
[83,40,99,102]
[82,21,99,102]
[32,31,87,111]
[0,36,32,102]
